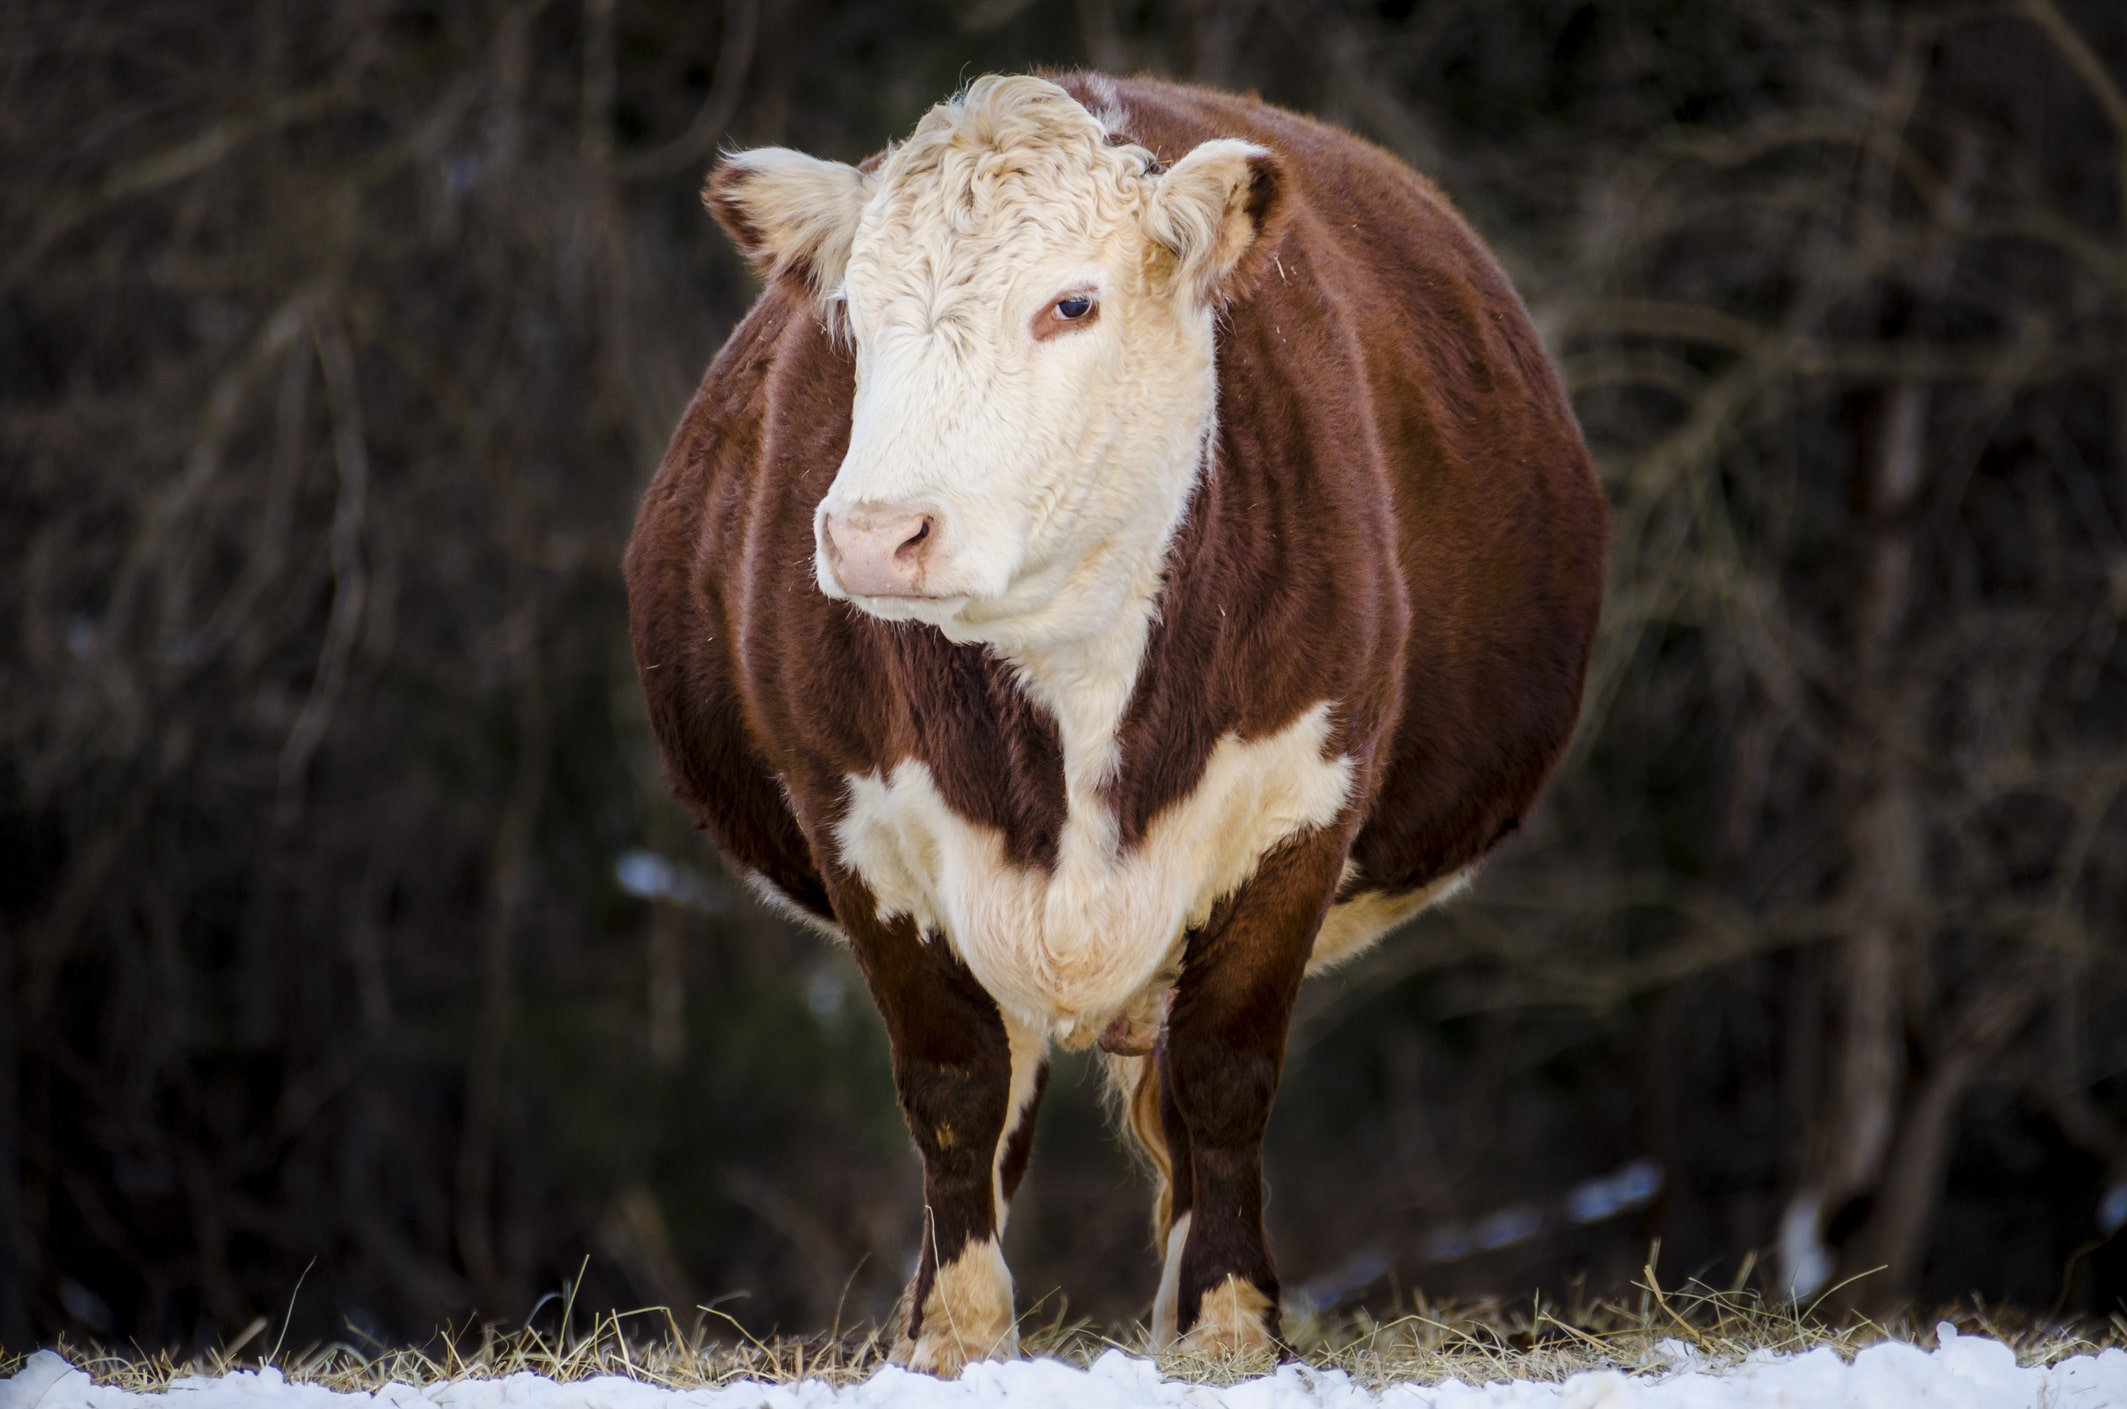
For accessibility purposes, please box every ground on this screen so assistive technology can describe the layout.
[8,1290,2127,1409]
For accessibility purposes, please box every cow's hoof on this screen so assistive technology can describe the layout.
[890,1239,1019,1378]
[1175,1275,1278,1362]
[891,1325,1018,1379]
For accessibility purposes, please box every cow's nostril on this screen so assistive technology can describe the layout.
[821,506,943,597]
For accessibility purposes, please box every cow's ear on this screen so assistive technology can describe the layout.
[1141,139,1289,305]
[704,148,872,297]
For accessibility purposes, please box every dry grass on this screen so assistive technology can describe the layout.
[12,1264,2125,1395]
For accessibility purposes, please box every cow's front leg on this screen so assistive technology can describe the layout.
[1160,835,1346,1359]
[839,897,1047,1377]
[895,1018,1045,1377]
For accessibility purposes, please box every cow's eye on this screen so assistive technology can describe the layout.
[1034,291,1100,341]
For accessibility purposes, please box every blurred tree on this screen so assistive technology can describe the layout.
[2,0,2123,1351]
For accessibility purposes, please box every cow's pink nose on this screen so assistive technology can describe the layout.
[823,505,940,596]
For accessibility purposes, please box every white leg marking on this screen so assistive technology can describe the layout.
[895,1021,1042,1379]
[1178,1274,1276,1359]
[993,1016,1047,1232]
[1151,1210,1191,1349]
[895,1237,1018,1378]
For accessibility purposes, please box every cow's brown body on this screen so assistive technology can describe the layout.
[626,74,1606,1364]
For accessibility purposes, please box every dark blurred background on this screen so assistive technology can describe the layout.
[5,0,2127,1355]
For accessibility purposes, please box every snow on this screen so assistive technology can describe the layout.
[7,1325,2127,1409]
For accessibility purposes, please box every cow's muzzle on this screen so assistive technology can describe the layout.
[821,501,945,598]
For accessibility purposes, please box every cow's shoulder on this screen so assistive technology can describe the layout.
[1061,72,1607,895]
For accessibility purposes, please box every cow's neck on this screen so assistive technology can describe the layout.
[936,342,1218,856]
[1003,552,1165,854]
[976,457,1203,858]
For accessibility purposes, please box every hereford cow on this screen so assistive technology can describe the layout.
[625,73,1607,1374]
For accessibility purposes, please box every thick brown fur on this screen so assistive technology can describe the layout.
[625,74,1608,1357]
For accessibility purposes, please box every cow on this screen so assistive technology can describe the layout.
[624,72,1607,1375]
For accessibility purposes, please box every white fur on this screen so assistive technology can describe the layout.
[836,703,1354,1044]
[736,867,846,942]
[718,80,1331,1040]
[1142,140,1276,304]
[815,133,1220,655]
[1179,1274,1276,1357]
[1151,1210,1191,1348]
[897,1236,1017,1375]
[1307,865,1477,973]
[715,76,1269,664]
[714,148,873,296]
[993,1014,1045,1228]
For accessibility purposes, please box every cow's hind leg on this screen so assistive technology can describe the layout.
[1106,1059,1191,1345]
[1161,836,1345,1360]
[841,905,1047,1377]
[1106,1049,1196,1347]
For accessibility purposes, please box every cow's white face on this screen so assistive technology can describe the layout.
[707,76,1286,652]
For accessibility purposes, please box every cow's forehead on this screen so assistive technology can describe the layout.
[846,76,1154,300]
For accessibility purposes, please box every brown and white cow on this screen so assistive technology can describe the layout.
[625,73,1607,1374]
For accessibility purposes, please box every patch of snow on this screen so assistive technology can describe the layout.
[8,1328,2127,1409]
[1419,1161,1665,1267]
[2098,1181,2127,1236]
[1562,1162,1662,1227]
[612,851,729,914]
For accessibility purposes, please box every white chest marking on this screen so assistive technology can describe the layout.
[834,702,1354,1042]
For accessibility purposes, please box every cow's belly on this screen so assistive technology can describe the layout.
[834,702,1354,1043]
[1308,865,1476,974]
